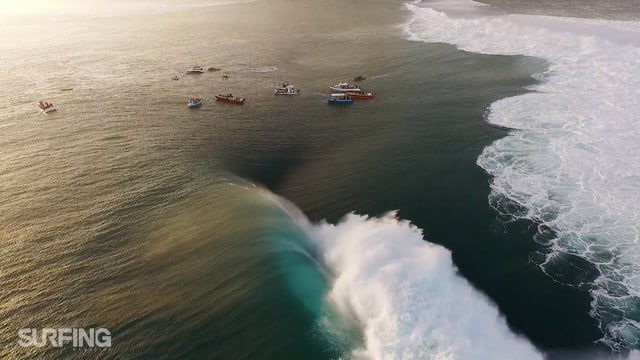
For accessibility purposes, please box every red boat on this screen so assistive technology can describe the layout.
[215,94,246,105]
[346,91,375,99]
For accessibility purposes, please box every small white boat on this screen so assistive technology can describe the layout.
[188,98,203,108]
[330,83,362,92]
[274,84,300,95]
[38,101,56,114]
[171,75,180,81]
[186,65,205,74]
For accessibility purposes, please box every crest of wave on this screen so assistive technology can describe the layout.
[301,212,542,360]
[404,0,640,349]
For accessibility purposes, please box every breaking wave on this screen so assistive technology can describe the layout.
[267,191,543,360]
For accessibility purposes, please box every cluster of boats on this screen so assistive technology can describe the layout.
[37,72,374,115]
[183,63,374,108]
[37,65,374,115]
[186,80,374,108]
[272,80,375,104]
[186,94,247,108]
[327,82,375,105]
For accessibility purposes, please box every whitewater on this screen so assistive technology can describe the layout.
[404,0,640,350]
[307,213,543,359]
[262,190,542,360]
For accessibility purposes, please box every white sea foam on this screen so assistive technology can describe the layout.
[404,0,640,349]
[299,211,542,360]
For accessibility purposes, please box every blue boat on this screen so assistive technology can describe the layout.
[187,98,203,108]
[327,93,353,105]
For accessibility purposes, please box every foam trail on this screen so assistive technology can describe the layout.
[404,0,640,350]
[250,66,279,73]
[294,210,543,360]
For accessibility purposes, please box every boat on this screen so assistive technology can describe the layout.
[274,84,300,95]
[215,94,246,105]
[353,75,366,82]
[171,75,180,81]
[345,91,375,99]
[222,73,229,79]
[186,65,205,74]
[38,101,57,113]
[327,93,353,105]
[208,67,221,72]
[61,88,73,91]
[330,83,361,92]
[187,98,203,108]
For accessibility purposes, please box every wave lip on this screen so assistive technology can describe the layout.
[299,211,542,360]
[404,0,640,350]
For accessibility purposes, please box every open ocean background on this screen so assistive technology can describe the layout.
[1,0,639,358]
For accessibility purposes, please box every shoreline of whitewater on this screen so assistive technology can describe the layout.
[402,0,640,351]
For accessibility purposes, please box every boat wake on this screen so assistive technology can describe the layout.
[404,0,640,350]
[250,66,279,73]
[368,73,390,80]
[265,192,543,360]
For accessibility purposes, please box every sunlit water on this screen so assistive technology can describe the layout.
[1,0,639,358]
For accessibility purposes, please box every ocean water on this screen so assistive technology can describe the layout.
[405,0,640,352]
[1,0,639,359]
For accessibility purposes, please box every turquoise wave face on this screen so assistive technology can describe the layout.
[133,183,358,360]
[261,208,328,318]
